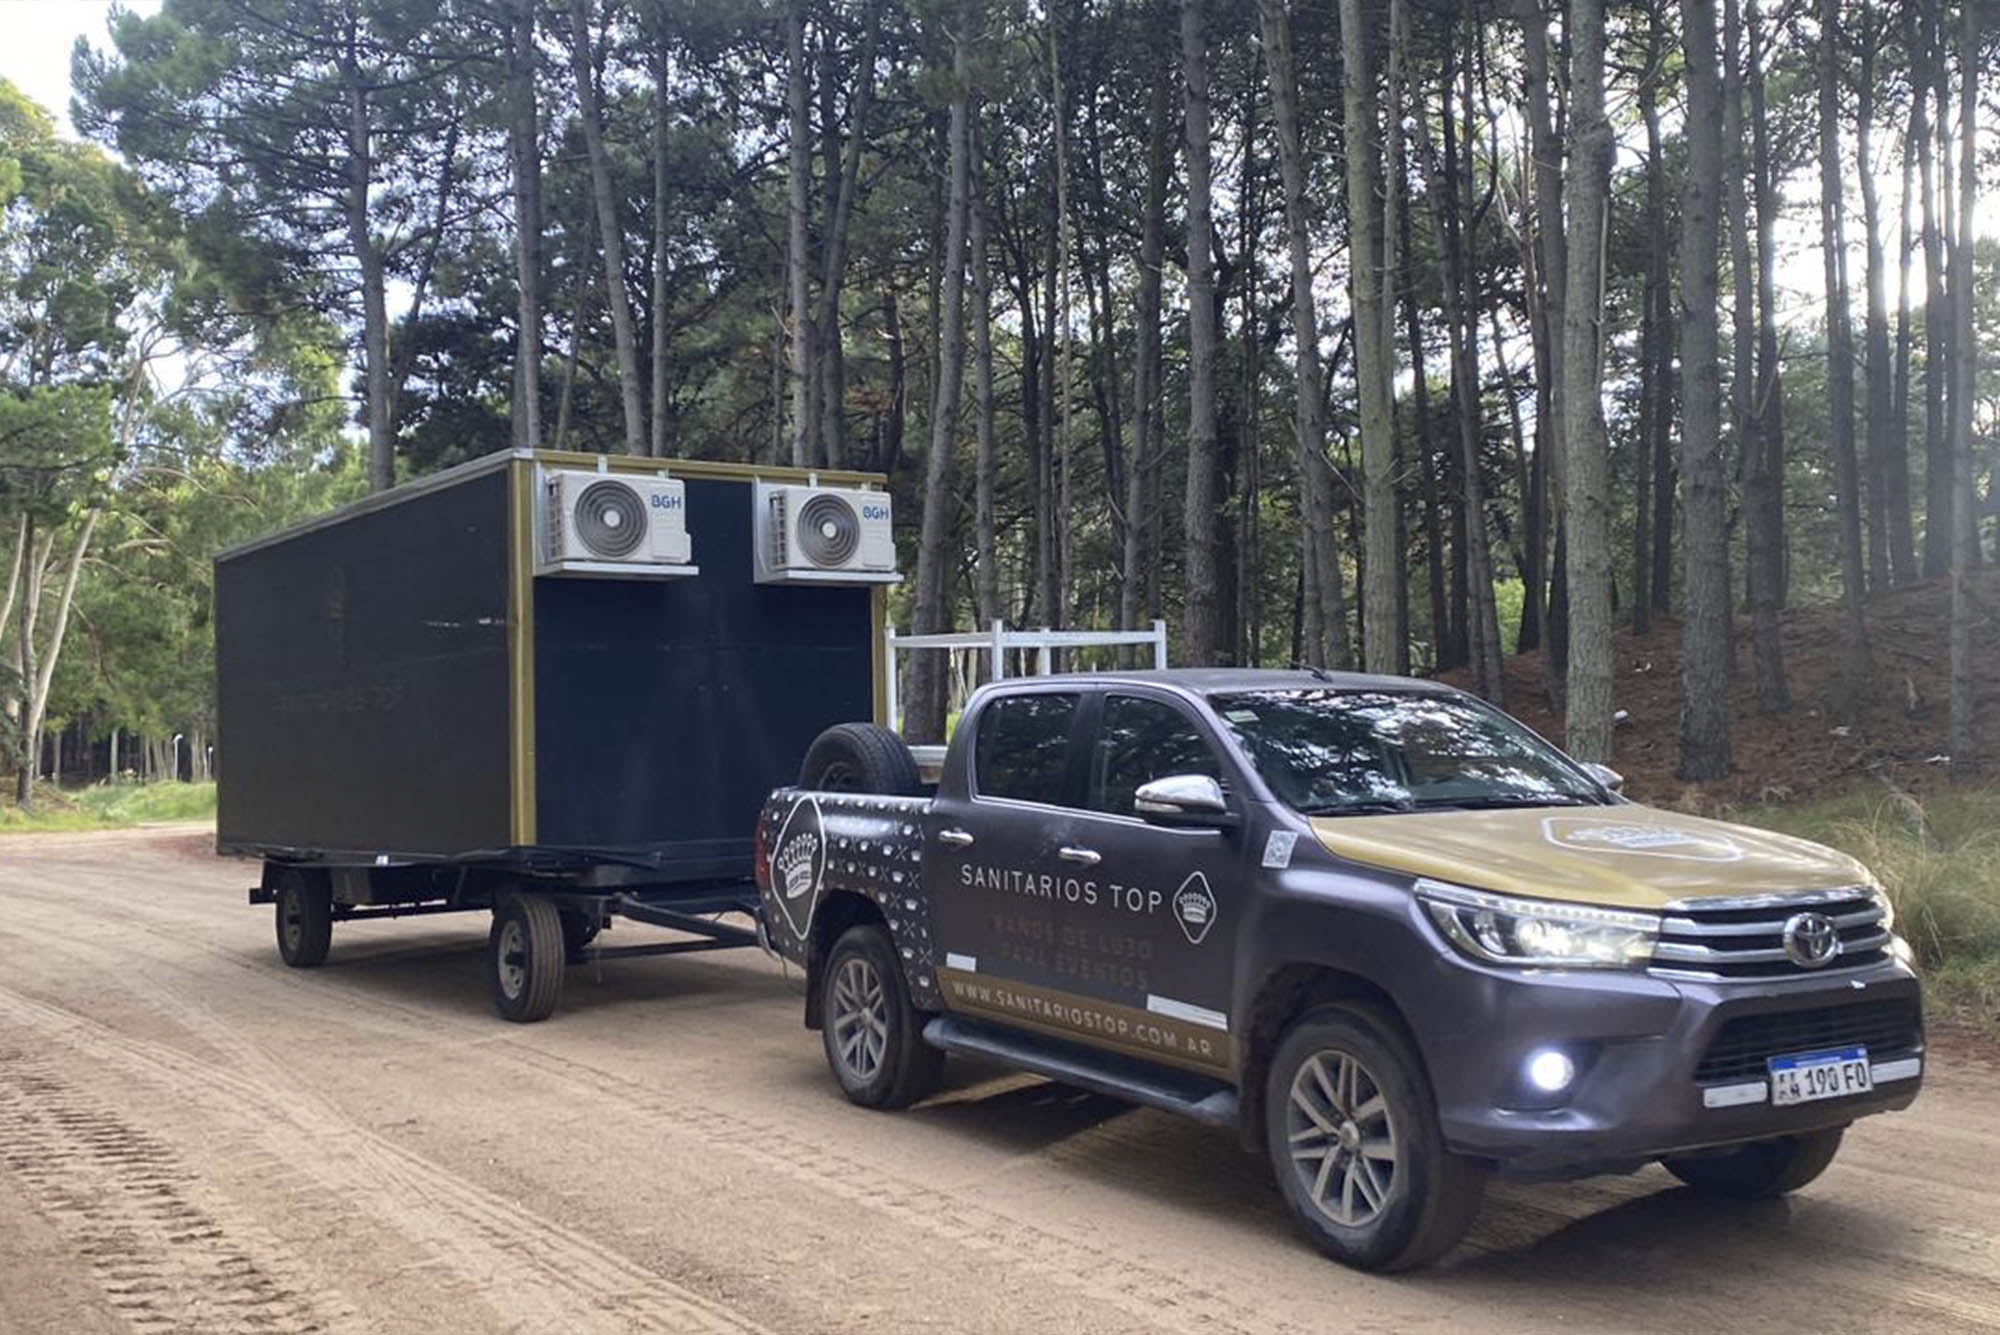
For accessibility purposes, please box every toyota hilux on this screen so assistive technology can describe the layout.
[753,669,1924,1270]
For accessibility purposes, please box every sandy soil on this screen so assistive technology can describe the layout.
[2,825,1997,1334]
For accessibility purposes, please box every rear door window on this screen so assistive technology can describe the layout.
[974,693,1081,805]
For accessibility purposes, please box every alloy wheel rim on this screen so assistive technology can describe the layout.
[830,955,889,1081]
[1285,1048,1400,1229]
[497,919,527,998]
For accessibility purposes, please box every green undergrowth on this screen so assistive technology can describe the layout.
[1724,787,2000,1033]
[0,780,217,832]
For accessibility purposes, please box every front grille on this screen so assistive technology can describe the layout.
[1695,998,1922,1083]
[1653,887,1891,979]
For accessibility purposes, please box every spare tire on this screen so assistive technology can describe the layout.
[799,722,922,795]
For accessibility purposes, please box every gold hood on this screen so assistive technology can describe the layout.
[1309,802,1872,910]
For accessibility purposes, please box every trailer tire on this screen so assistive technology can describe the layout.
[489,893,565,1023]
[821,923,943,1109]
[799,722,922,796]
[274,870,333,968]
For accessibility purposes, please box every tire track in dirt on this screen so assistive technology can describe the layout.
[0,1047,356,1335]
[4,920,1329,1335]
[0,986,767,1335]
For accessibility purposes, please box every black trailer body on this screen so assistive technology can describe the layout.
[214,448,894,1019]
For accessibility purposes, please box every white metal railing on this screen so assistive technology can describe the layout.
[883,619,1169,735]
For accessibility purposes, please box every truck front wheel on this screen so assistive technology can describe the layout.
[274,870,333,968]
[1264,1004,1485,1272]
[820,923,943,1109]
[1662,1128,1845,1198]
[488,893,565,1023]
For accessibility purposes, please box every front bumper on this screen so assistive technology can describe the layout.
[1422,953,1924,1179]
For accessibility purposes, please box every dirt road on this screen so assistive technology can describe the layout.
[2,827,1997,1334]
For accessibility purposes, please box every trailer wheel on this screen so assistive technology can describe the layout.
[799,722,921,795]
[820,923,943,1109]
[274,870,333,968]
[489,893,565,1023]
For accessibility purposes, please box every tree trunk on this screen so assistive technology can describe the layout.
[1856,20,1912,588]
[1817,0,1873,703]
[785,0,814,468]
[1678,0,1731,780]
[906,14,974,743]
[1561,0,1614,763]
[1050,11,1075,634]
[1123,18,1171,633]
[1915,0,1951,578]
[1403,164,1447,669]
[1339,0,1400,678]
[1747,0,1791,649]
[647,18,671,457]
[1180,0,1222,665]
[1634,28,1665,639]
[568,0,646,457]
[1947,0,1978,774]
[1741,0,1789,712]
[341,15,393,493]
[815,0,884,467]
[1517,1,1568,707]
[1259,0,1349,669]
[971,126,1000,632]
[509,0,542,449]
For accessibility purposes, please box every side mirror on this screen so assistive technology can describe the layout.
[1134,774,1238,829]
[1581,762,1625,794]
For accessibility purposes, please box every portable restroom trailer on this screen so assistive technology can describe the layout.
[214,448,899,1020]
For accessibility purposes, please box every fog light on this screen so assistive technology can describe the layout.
[1526,1048,1576,1093]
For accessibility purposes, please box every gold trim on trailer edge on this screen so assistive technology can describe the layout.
[872,583,889,726]
[508,457,537,844]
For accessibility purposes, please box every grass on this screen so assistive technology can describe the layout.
[0,780,218,832]
[1725,786,2000,1031]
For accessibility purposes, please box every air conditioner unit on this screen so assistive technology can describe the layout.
[753,482,900,585]
[539,467,697,578]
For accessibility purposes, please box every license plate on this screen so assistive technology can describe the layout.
[1768,1046,1872,1106]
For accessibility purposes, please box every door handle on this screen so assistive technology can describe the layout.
[1058,846,1102,866]
[937,829,975,848]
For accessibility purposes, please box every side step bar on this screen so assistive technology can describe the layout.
[922,1014,1239,1130]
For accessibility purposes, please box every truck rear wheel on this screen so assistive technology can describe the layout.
[799,722,921,795]
[1662,1128,1845,1198]
[1264,1004,1485,1272]
[489,893,565,1023]
[274,870,333,968]
[821,923,943,1109]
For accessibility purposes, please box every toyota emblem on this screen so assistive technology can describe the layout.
[1781,912,1841,968]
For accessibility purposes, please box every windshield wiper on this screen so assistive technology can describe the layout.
[1298,799,1416,817]
[1409,793,1600,811]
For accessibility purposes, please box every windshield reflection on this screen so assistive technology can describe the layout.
[1208,689,1606,816]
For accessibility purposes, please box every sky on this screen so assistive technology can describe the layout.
[2,0,159,137]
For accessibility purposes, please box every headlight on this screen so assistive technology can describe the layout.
[1417,879,1660,969]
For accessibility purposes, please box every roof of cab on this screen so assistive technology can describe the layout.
[984,667,1461,697]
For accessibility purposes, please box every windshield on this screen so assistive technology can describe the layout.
[1207,689,1608,816]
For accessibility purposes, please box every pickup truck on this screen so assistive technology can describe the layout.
[754,668,1924,1271]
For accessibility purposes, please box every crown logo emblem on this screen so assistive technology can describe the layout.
[1174,873,1218,946]
[776,831,820,900]
[769,797,826,938]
